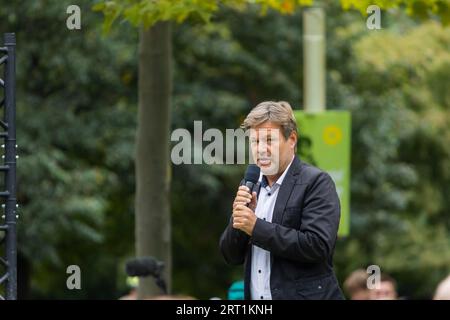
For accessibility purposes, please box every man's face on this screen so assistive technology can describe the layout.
[370,281,397,300]
[249,121,296,176]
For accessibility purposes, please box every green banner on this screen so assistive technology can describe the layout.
[293,110,351,236]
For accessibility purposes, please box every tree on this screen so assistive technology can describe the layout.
[133,22,173,297]
[339,0,450,25]
[95,0,450,31]
[0,0,138,298]
[330,18,450,298]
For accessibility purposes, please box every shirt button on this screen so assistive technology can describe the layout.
[268,193,271,196]
[258,270,261,273]
[260,296,264,299]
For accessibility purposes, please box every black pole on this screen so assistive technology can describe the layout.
[4,33,17,300]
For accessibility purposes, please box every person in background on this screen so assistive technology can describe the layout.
[119,276,138,300]
[228,280,245,300]
[343,269,370,300]
[370,273,398,300]
[433,274,450,300]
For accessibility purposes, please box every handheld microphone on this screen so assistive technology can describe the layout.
[243,164,260,204]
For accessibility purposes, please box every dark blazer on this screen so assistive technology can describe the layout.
[219,156,344,300]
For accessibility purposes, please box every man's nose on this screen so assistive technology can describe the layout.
[257,148,270,157]
[257,141,269,151]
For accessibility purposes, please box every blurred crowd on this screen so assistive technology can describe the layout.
[118,271,450,300]
[343,269,450,300]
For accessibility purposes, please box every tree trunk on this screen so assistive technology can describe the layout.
[136,22,172,299]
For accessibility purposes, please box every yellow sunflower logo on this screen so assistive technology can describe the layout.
[323,126,342,146]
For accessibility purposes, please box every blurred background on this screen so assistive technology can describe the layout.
[0,0,449,299]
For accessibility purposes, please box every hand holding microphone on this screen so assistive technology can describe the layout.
[232,165,260,236]
[233,185,257,211]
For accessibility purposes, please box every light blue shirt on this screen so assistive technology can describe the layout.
[250,157,294,300]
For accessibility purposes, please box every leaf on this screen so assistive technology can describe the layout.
[92,3,106,11]
[281,0,295,14]
[297,0,314,6]
[436,0,450,25]
[408,0,432,20]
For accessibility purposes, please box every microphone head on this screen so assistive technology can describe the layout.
[125,257,164,278]
[244,164,260,184]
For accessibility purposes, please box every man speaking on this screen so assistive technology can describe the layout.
[220,101,344,300]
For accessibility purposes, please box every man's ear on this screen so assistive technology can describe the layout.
[290,132,298,149]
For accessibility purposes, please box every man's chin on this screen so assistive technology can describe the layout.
[259,163,279,176]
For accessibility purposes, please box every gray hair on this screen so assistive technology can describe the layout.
[241,101,298,139]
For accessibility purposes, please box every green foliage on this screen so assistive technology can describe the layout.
[340,0,450,25]
[1,0,449,300]
[0,0,137,298]
[329,17,450,298]
[170,4,450,299]
[93,0,450,34]
[93,0,313,32]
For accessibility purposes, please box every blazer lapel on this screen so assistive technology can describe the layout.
[271,156,301,225]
